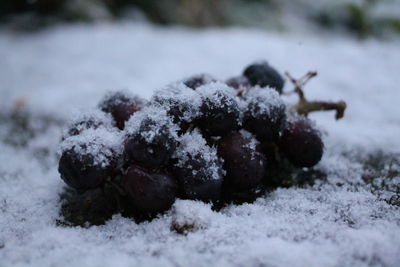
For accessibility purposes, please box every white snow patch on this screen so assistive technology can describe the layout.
[170,199,215,233]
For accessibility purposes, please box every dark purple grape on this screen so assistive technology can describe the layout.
[174,156,223,203]
[124,107,178,168]
[279,116,324,168]
[58,148,117,193]
[243,61,285,93]
[99,91,145,130]
[172,130,224,203]
[226,75,251,90]
[62,110,114,140]
[149,83,202,129]
[59,125,122,193]
[195,84,241,137]
[217,131,266,202]
[124,131,176,168]
[183,73,216,90]
[123,165,178,215]
[243,88,286,143]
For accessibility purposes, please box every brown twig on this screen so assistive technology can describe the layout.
[296,100,347,120]
[285,71,347,120]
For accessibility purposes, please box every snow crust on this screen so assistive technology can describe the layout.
[0,22,400,267]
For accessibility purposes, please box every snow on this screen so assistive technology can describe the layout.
[171,200,215,234]
[0,22,400,267]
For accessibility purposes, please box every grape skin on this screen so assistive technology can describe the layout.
[99,91,145,130]
[243,61,285,94]
[217,131,266,202]
[279,116,324,168]
[196,88,241,137]
[183,74,216,90]
[123,165,178,215]
[58,149,116,193]
[243,88,286,143]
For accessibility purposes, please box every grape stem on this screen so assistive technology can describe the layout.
[285,71,347,120]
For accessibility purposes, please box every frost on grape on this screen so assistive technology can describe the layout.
[60,127,123,167]
[245,87,285,121]
[124,105,179,143]
[286,114,323,138]
[197,82,238,107]
[62,109,115,140]
[174,129,225,181]
[239,129,260,159]
[182,73,216,89]
[197,82,243,125]
[149,82,202,122]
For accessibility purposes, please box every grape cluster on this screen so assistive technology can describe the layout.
[58,61,325,221]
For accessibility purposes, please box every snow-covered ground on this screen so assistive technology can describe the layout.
[0,22,400,267]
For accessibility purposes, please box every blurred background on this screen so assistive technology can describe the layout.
[1,0,399,38]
